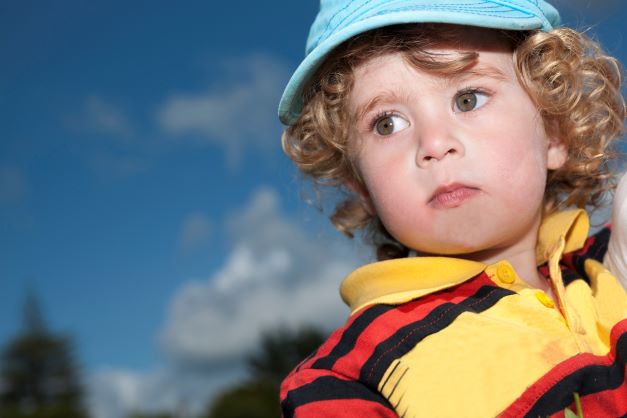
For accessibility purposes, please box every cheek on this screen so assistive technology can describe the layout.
[360,167,429,230]
[358,150,405,203]
[486,133,549,204]
[365,176,437,244]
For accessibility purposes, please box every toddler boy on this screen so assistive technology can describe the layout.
[278,1,627,416]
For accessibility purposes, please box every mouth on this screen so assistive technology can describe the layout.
[428,183,480,209]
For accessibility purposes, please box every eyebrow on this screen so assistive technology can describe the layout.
[352,62,508,122]
[353,90,408,124]
[450,63,508,83]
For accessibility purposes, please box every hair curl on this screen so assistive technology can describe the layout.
[282,24,626,260]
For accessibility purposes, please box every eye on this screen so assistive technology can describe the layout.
[373,113,409,136]
[454,90,489,112]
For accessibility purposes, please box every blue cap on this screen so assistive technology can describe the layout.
[279,0,560,125]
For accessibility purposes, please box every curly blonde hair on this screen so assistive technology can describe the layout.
[282,24,626,259]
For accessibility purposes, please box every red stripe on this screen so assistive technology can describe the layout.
[577,379,627,416]
[501,320,627,417]
[290,273,495,386]
[295,314,361,371]
[330,273,495,378]
[560,226,609,272]
[501,354,605,418]
[291,398,399,418]
[547,380,627,418]
[282,273,498,406]
[280,368,340,400]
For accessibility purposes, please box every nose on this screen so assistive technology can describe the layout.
[415,124,464,168]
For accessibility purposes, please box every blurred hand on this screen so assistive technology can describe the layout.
[605,172,627,288]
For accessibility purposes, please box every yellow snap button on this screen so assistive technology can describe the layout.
[536,291,555,309]
[496,264,516,284]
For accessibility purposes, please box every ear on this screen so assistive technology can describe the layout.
[546,136,568,170]
[544,119,568,170]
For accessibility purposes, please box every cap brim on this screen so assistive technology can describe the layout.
[279,4,557,125]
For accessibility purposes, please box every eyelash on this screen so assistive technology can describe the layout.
[368,110,399,132]
[365,86,492,131]
[454,86,491,108]
[458,86,485,95]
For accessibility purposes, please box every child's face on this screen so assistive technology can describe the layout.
[347,27,567,262]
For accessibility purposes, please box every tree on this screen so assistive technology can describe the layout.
[0,291,88,418]
[207,326,326,418]
[248,326,327,385]
[206,379,277,418]
[126,412,176,418]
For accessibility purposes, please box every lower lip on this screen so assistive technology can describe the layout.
[430,187,479,209]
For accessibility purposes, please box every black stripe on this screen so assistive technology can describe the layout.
[569,227,610,280]
[379,360,401,394]
[312,304,395,370]
[525,330,627,417]
[388,365,408,405]
[562,227,611,287]
[359,285,514,385]
[295,351,318,373]
[281,375,394,418]
[589,227,610,261]
[562,268,583,287]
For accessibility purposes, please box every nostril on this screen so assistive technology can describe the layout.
[418,144,461,165]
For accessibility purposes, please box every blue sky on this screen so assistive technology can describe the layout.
[1,1,626,417]
[2,1,315,367]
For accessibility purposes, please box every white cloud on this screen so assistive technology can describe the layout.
[0,164,27,205]
[87,187,368,418]
[178,213,212,255]
[87,365,245,418]
[87,369,142,418]
[62,97,153,178]
[66,96,134,138]
[156,54,288,169]
[161,188,360,365]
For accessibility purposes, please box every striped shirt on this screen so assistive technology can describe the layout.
[280,210,627,417]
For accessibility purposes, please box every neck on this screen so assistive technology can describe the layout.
[460,214,551,293]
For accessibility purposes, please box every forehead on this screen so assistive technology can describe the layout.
[349,25,517,92]
[355,35,514,78]
[342,24,518,92]
[349,24,515,55]
[430,24,516,51]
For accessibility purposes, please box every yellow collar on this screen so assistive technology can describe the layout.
[340,209,590,313]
